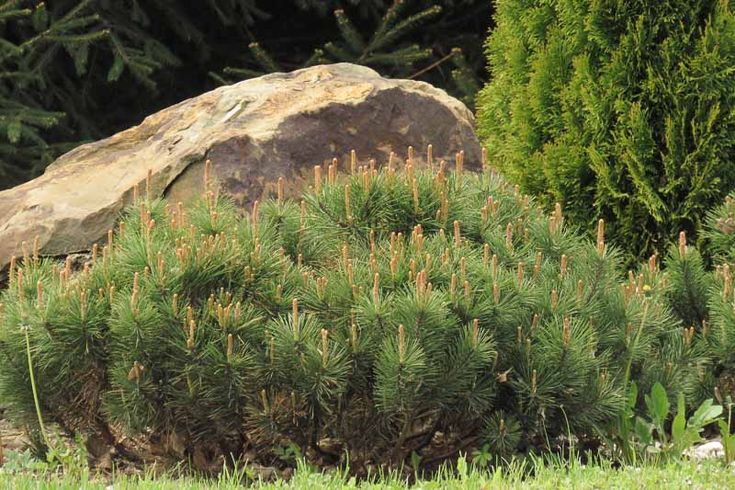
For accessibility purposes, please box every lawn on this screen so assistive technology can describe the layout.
[1,456,734,489]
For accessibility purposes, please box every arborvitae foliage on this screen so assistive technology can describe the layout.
[0,149,707,471]
[0,0,490,190]
[476,0,735,265]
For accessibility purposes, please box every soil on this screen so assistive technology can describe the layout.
[0,413,28,458]
[0,408,146,475]
[0,411,282,480]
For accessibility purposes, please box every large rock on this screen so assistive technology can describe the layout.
[0,63,480,269]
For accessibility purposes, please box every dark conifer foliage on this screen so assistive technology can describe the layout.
[0,1,491,189]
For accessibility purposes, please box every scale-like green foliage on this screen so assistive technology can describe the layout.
[0,150,714,470]
[477,0,735,265]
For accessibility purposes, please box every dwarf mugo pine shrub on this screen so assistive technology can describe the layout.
[0,151,718,469]
[703,192,735,265]
[653,194,735,399]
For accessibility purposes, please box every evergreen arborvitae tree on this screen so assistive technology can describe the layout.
[0,148,707,471]
[477,0,735,265]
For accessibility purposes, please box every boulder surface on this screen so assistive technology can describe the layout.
[0,63,480,269]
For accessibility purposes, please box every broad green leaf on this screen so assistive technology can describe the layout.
[634,417,653,445]
[718,419,730,438]
[627,382,638,410]
[689,399,722,428]
[646,382,670,425]
[719,419,735,463]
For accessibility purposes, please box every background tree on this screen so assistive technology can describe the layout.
[477,0,735,265]
[0,0,492,190]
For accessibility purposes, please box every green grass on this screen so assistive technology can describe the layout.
[1,456,734,489]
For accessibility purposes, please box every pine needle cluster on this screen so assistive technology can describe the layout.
[703,193,735,264]
[652,194,735,399]
[0,148,718,470]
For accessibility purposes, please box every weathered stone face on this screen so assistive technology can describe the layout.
[0,63,480,269]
